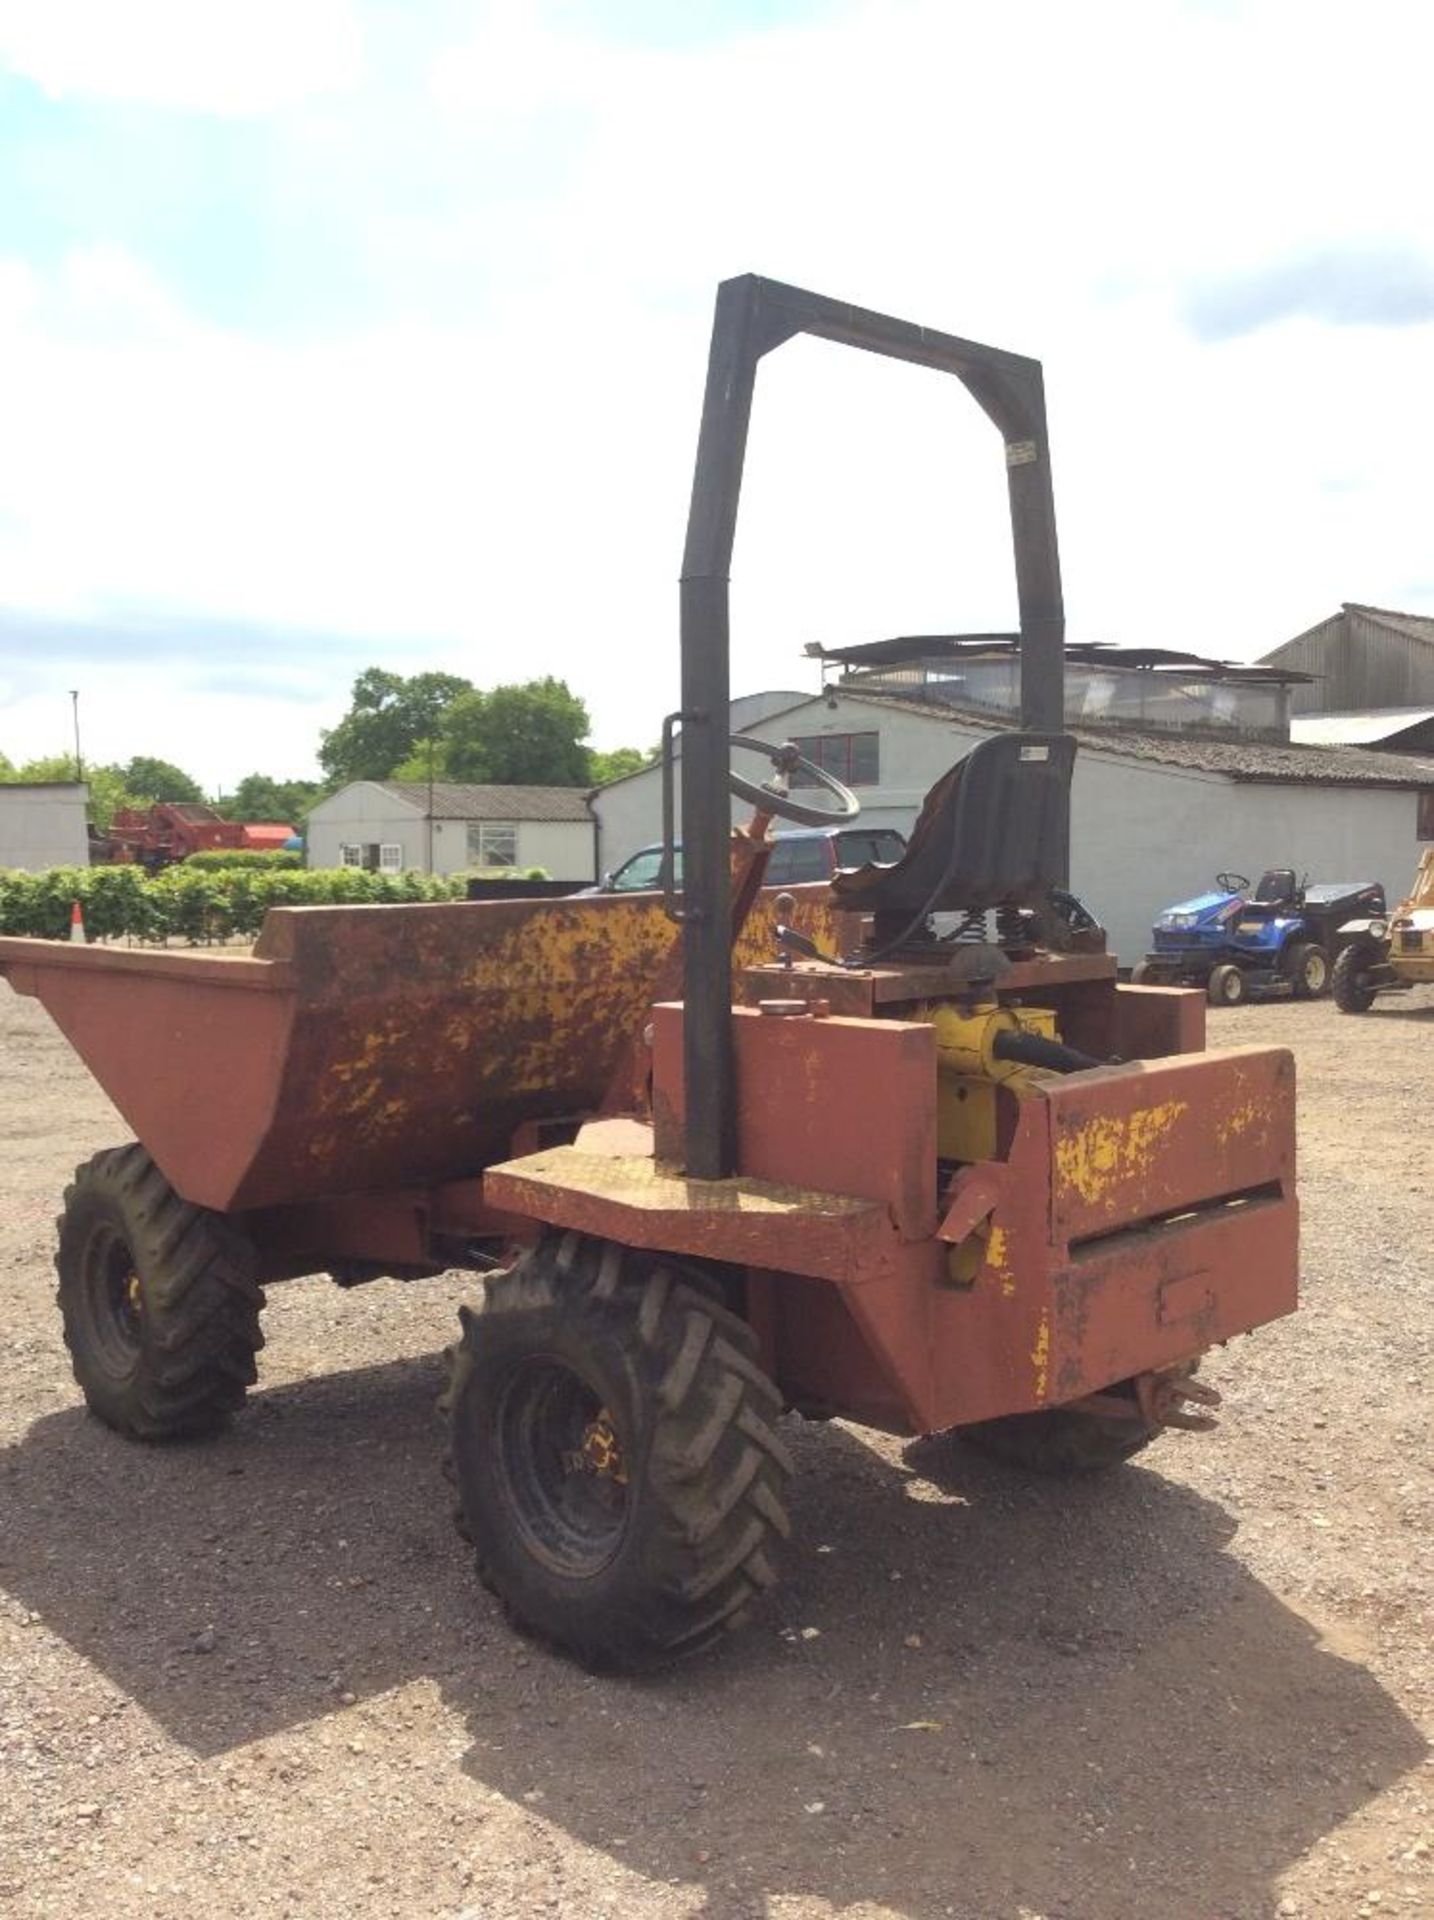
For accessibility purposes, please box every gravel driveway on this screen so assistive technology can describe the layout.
[0,980,1430,1920]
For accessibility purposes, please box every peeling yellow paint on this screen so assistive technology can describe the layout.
[985,1223,1017,1297]
[277,882,846,1189]
[1055,1099,1188,1206]
[1214,1095,1272,1151]
[1031,1310,1050,1402]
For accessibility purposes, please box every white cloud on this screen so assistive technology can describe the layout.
[1,0,1433,789]
[0,0,363,116]
[429,0,632,119]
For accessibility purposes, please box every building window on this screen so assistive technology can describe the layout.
[1419,792,1434,841]
[790,731,880,787]
[340,841,404,871]
[467,822,518,867]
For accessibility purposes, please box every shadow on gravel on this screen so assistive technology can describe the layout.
[2,1357,1426,1920]
[0,1355,472,1756]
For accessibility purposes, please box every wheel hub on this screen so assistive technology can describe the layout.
[80,1223,145,1375]
[495,1360,632,1578]
[568,1409,627,1485]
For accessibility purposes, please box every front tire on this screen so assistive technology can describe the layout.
[444,1233,792,1669]
[1207,962,1246,1006]
[1287,941,1329,999]
[1332,942,1378,1013]
[56,1145,264,1440]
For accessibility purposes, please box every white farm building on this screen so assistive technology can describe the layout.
[0,782,90,871]
[590,689,1434,969]
[306,782,597,881]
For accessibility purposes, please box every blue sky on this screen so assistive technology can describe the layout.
[1,0,1432,790]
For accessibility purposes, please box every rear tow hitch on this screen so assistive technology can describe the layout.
[1069,1368,1224,1434]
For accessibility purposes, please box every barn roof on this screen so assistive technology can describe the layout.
[1291,708,1434,747]
[1339,603,1434,647]
[812,632,1311,683]
[1265,602,1434,659]
[379,782,593,821]
[835,691,1434,789]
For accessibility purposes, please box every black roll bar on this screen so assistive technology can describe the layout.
[677,275,1066,1179]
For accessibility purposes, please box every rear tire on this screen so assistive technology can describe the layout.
[443,1233,792,1669]
[56,1145,264,1440]
[1287,941,1329,999]
[959,1383,1159,1474]
[1207,962,1246,1006]
[1332,942,1378,1014]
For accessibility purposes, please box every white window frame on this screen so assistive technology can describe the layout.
[468,822,518,868]
[339,843,363,868]
[378,842,403,873]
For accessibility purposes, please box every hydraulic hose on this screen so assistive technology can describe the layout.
[991,1029,1104,1075]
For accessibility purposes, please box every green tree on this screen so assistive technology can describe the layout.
[318,668,474,784]
[389,740,450,783]
[587,745,650,786]
[443,678,592,785]
[122,756,205,804]
[223,773,324,824]
[0,750,14,778]
[9,756,143,830]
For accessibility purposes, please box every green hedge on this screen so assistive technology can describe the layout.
[184,849,304,871]
[0,866,467,943]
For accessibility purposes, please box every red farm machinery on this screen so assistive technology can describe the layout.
[0,278,1298,1668]
[96,802,294,871]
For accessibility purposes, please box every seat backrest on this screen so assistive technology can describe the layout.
[831,732,1075,916]
[1254,868,1297,905]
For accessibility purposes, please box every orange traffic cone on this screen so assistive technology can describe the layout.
[69,899,87,944]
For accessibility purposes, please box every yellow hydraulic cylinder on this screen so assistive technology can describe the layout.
[930,1001,1057,1165]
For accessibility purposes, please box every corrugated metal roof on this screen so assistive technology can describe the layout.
[1291,709,1434,746]
[380,782,594,821]
[837,691,1434,788]
[1343,603,1434,648]
[815,633,1309,682]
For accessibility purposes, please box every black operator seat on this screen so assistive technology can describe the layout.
[1254,868,1298,906]
[830,731,1076,916]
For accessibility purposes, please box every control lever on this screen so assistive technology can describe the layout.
[773,892,840,968]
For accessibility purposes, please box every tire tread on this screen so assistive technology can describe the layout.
[443,1234,791,1668]
[55,1146,264,1442]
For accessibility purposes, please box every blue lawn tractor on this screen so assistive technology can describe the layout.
[1133,869,1387,1005]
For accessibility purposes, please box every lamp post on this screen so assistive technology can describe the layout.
[69,689,83,782]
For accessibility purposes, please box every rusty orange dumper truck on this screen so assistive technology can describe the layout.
[0,278,1298,1668]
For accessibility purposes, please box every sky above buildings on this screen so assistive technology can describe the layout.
[1,0,1431,791]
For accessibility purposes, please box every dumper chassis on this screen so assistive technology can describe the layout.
[1,277,1299,1669]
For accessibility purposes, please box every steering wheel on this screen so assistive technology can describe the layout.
[727,735,860,827]
[1215,871,1250,895]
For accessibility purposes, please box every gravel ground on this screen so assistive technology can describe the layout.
[0,978,1430,1920]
